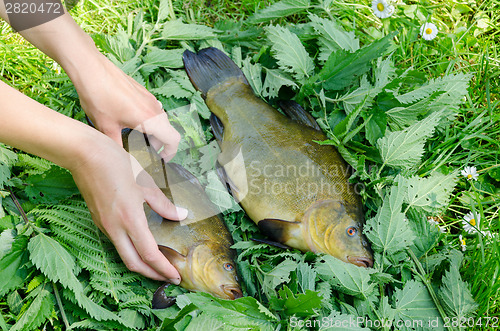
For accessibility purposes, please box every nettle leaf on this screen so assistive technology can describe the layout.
[24,166,79,204]
[0,235,29,296]
[395,73,470,105]
[315,255,375,299]
[438,252,478,319]
[241,57,263,97]
[249,0,311,23]
[309,14,359,62]
[161,19,216,40]
[0,144,17,188]
[262,68,297,98]
[10,285,53,331]
[296,262,317,292]
[319,310,369,330]
[158,0,174,21]
[392,280,443,330]
[0,229,15,260]
[407,208,441,258]
[204,171,241,213]
[398,172,458,214]
[262,259,297,298]
[142,47,184,69]
[151,78,193,99]
[266,25,314,82]
[365,183,415,256]
[181,292,277,330]
[273,286,322,317]
[377,111,441,169]
[314,31,395,91]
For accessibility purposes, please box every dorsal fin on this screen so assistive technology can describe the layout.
[278,100,321,131]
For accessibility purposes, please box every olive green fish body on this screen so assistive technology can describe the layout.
[123,130,241,302]
[183,48,372,267]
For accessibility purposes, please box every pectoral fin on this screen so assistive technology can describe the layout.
[258,219,302,244]
[278,100,321,131]
[250,237,291,250]
[152,283,176,309]
[158,245,187,271]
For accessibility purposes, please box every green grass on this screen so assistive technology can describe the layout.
[1,0,499,327]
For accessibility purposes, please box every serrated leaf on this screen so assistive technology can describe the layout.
[143,47,184,69]
[398,172,458,214]
[161,19,215,40]
[309,14,359,62]
[315,255,375,299]
[0,235,28,296]
[0,229,15,260]
[377,111,441,169]
[262,68,297,98]
[249,0,310,23]
[204,171,241,213]
[158,0,174,21]
[241,57,263,97]
[393,280,443,330]
[184,313,224,331]
[24,167,79,204]
[438,253,478,319]
[364,183,415,256]
[151,78,193,99]
[314,32,395,91]
[296,262,316,292]
[263,259,297,298]
[11,286,53,331]
[0,144,17,189]
[266,25,314,82]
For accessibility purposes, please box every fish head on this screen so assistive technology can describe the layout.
[188,242,242,300]
[302,199,373,268]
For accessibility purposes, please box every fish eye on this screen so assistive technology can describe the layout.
[223,263,234,271]
[346,226,357,237]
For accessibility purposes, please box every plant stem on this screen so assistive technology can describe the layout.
[407,249,456,331]
[7,187,29,224]
[52,282,70,329]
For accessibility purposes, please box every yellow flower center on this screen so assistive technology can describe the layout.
[377,3,385,11]
[469,218,476,226]
[461,239,466,246]
[467,174,473,179]
[425,28,433,34]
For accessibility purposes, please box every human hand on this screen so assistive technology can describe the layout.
[71,53,180,161]
[70,135,188,283]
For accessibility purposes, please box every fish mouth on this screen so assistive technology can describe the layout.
[220,285,243,300]
[347,256,374,268]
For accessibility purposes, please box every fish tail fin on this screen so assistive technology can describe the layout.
[183,47,248,98]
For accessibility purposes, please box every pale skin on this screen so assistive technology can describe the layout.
[0,3,187,283]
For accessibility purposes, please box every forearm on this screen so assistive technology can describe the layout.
[0,80,103,171]
[0,0,103,85]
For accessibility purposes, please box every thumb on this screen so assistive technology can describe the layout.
[143,186,189,221]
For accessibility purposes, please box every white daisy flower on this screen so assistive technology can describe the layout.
[462,212,480,234]
[427,217,446,233]
[420,22,438,40]
[461,166,478,181]
[372,0,395,19]
[459,235,466,251]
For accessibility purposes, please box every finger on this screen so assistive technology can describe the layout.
[139,114,181,162]
[126,222,182,283]
[112,231,178,282]
[102,125,125,147]
[143,186,188,221]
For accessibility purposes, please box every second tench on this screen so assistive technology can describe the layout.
[183,47,373,268]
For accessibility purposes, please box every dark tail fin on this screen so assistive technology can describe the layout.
[183,47,248,98]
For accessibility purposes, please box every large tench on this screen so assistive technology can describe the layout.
[183,47,373,268]
[122,129,242,307]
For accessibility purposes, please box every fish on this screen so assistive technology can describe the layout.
[122,129,242,308]
[182,47,373,268]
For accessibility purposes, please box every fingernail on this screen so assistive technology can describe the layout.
[176,206,189,220]
[157,100,163,109]
[170,277,181,285]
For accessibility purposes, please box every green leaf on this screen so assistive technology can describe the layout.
[319,310,370,330]
[262,68,297,98]
[393,280,444,330]
[275,286,322,317]
[0,229,15,260]
[181,292,277,330]
[438,252,478,319]
[266,25,314,82]
[158,0,174,21]
[314,31,396,91]
[10,286,53,331]
[142,47,184,70]
[249,0,310,23]
[377,111,441,169]
[296,262,317,292]
[241,57,263,97]
[161,19,215,40]
[0,144,17,188]
[407,208,441,258]
[184,313,224,331]
[309,14,359,61]
[398,172,458,213]
[0,235,29,296]
[364,110,387,146]
[364,183,416,256]
[262,259,297,298]
[159,303,198,331]
[25,167,79,204]
[204,171,241,213]
[315,255,375,299]
[151,78,193,99]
